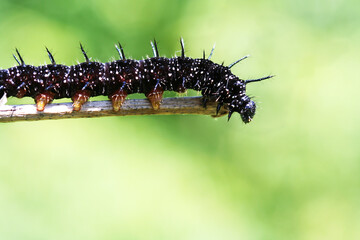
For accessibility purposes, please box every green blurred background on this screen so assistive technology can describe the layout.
[0,0,359,239]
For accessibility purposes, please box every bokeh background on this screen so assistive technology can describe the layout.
[0,0,359,239]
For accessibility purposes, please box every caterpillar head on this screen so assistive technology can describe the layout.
[241,97,256,123]
[227,75,273,123]
[228,95,256,123]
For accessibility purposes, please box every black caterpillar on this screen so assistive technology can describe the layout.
[0,39,273,123]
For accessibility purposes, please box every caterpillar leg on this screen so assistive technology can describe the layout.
[146,86,163,110]
[216,103,223,115]
[16,88,26,98]
[177,76,187,93]
[109,89,127,111]
[72,90,91,111]
[35,92,54,111]
[202,97,209,108]
[15,82,27,98]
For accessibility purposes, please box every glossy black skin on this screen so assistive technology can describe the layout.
[0,57,255,123]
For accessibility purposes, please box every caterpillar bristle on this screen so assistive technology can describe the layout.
[13,48,25,66]
[207,43,216,60]
[45,47,56,65]
[245,75,274,84]
[115,42,126,60]
[16,48,25,65]
[228,55,249,69]
[79,43,90,63]
[151,39,159,58]
[13,54,21,66]
[180,37,185,58]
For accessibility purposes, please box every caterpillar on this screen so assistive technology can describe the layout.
[0,39,273,123]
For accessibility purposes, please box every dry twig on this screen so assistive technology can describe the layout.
[0,97,228,123]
